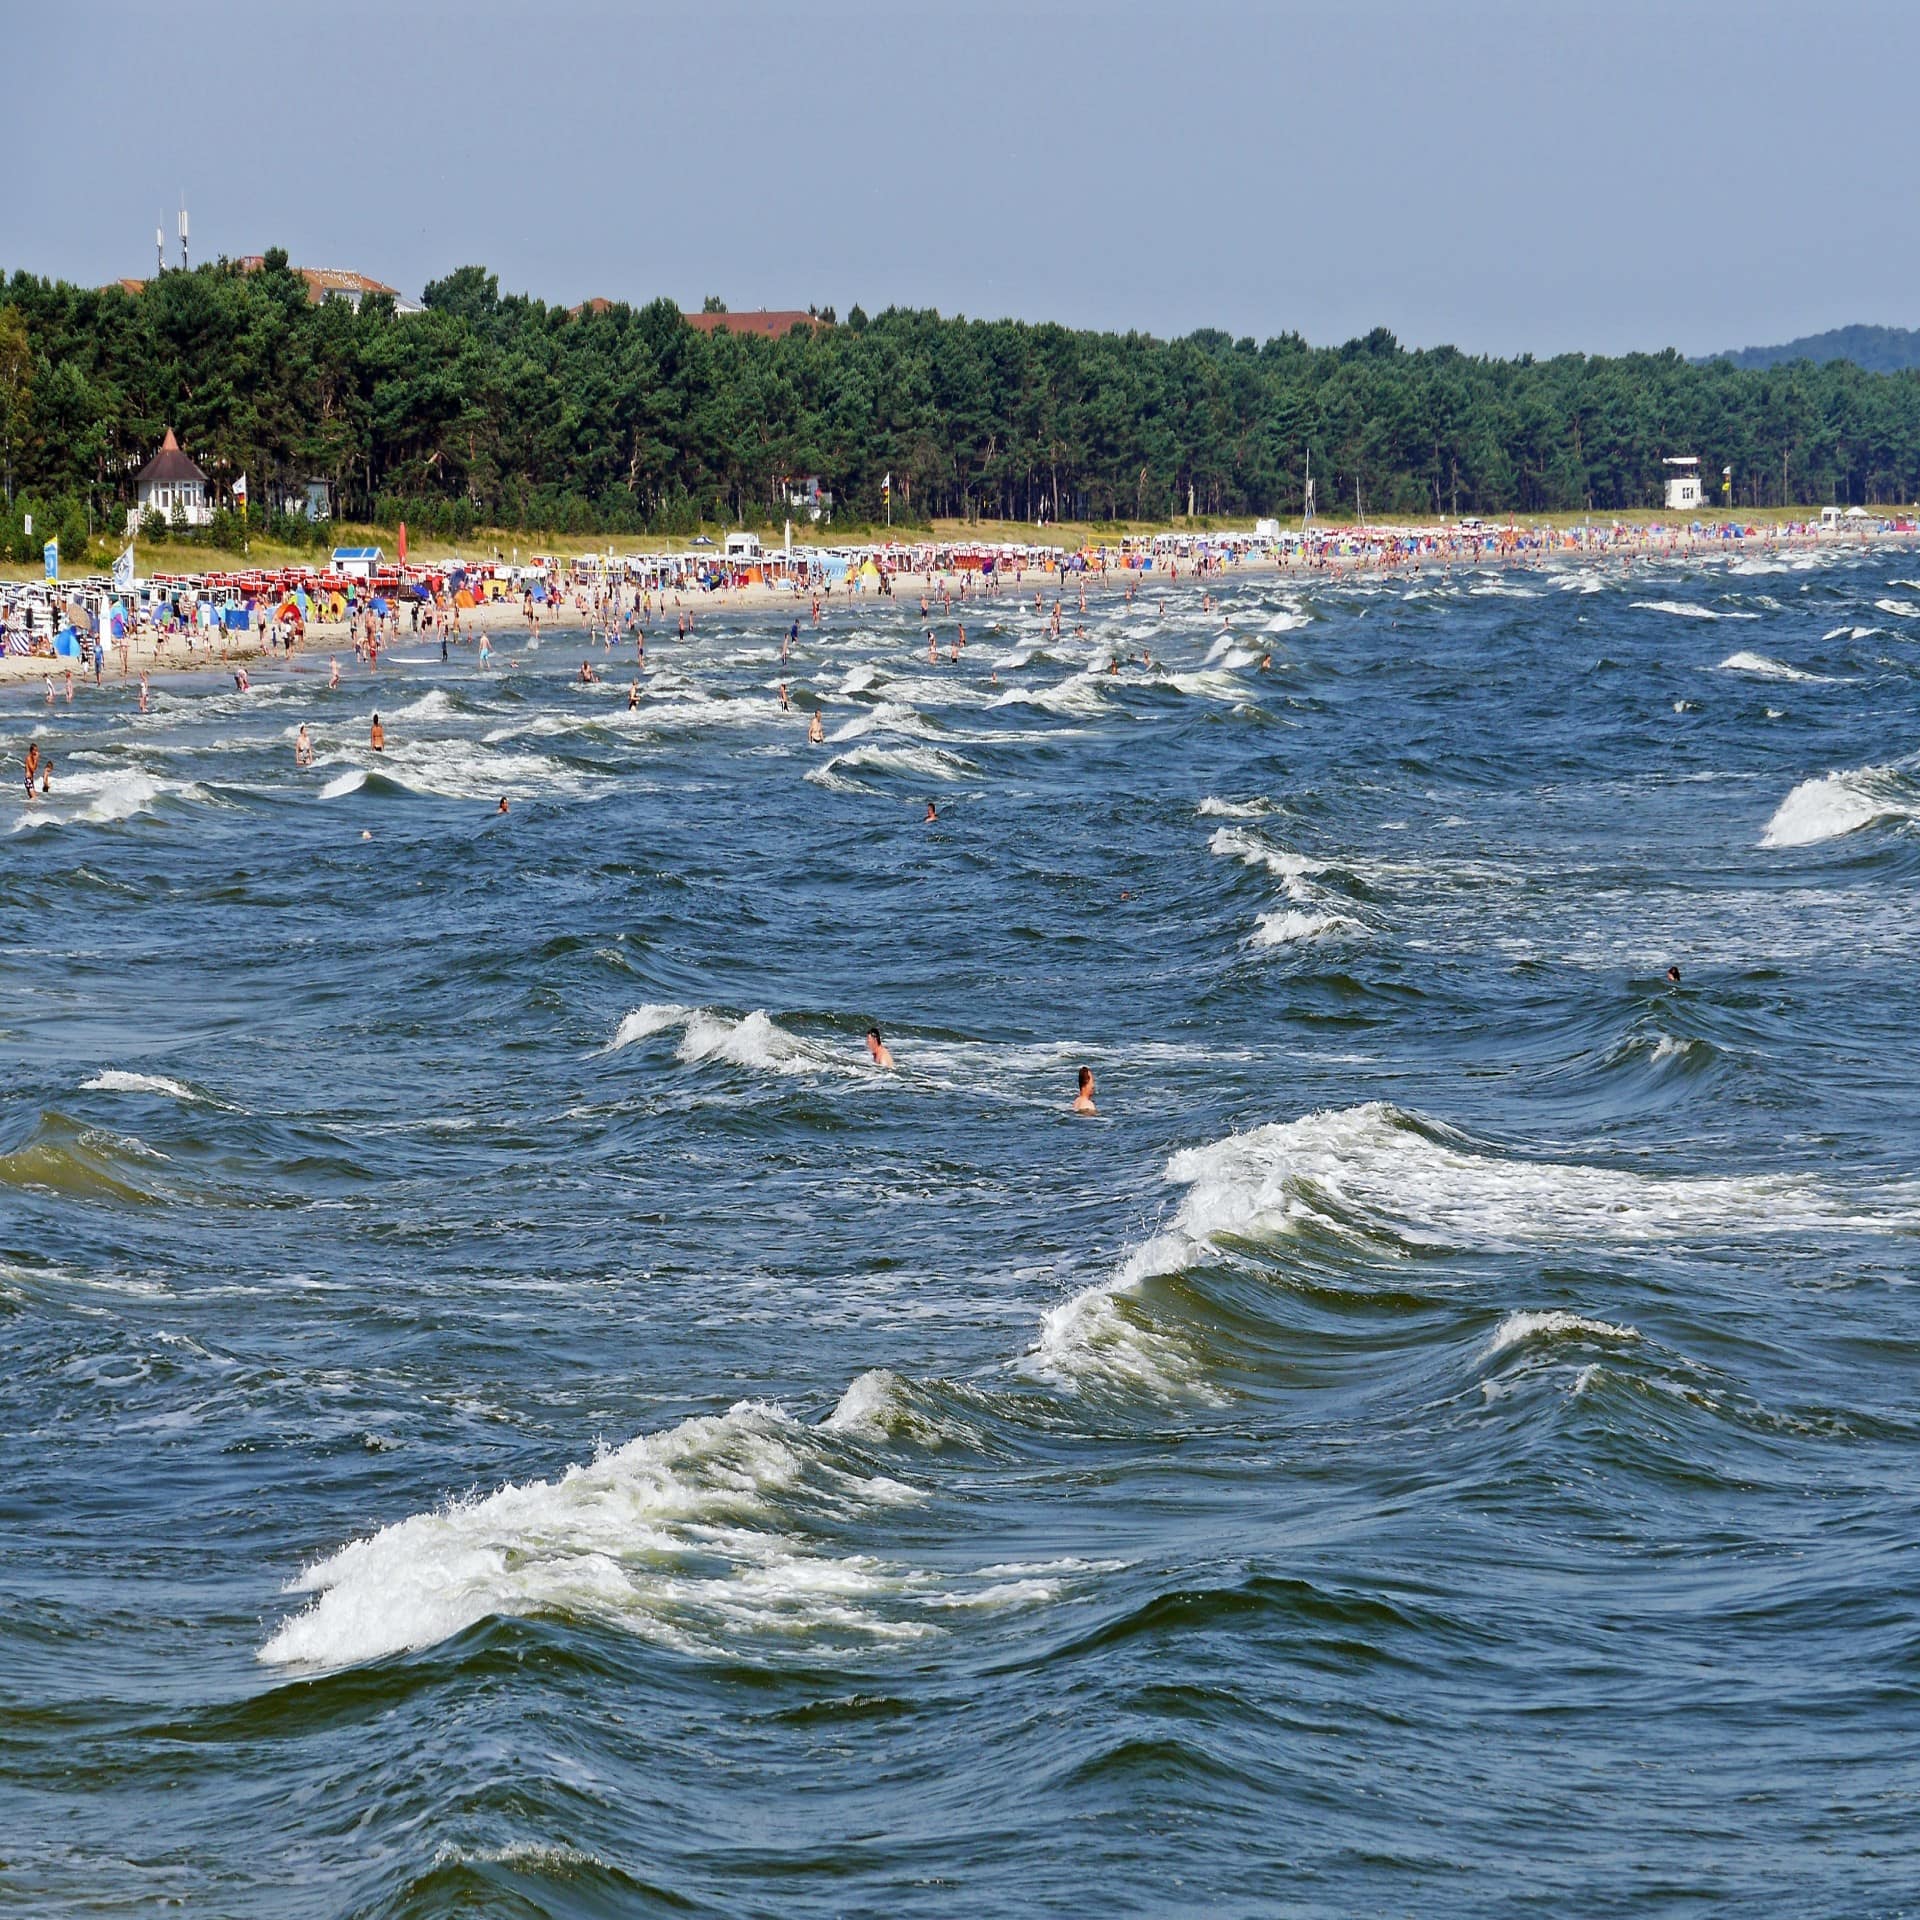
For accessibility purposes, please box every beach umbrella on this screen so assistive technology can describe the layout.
[370,594,389,614]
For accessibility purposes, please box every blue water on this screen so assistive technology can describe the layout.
[5,550,1919,1916]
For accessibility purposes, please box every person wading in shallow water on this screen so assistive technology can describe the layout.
[369,714,385,752]
[1073,1066,1096,1114]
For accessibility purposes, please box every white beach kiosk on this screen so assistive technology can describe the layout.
[1663,456,1703,511]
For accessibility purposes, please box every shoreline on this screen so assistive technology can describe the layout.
[4,522,1913,695]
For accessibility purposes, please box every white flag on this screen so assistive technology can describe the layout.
[113,545,135,592]
[232,473,248,503]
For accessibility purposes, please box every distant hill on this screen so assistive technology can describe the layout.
[1699,324,1920,373]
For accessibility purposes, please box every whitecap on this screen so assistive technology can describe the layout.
[1761,766,1920,848]
[1486,1310,1639,1357]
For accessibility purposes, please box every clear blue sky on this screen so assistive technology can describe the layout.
[9,0,1913,359]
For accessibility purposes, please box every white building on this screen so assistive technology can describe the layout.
[132,429,211,530]
[1663,456,1703,512]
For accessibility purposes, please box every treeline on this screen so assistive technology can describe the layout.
[4,249,1920,560]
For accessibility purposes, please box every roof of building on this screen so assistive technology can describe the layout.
[682,309,827,338]
[102,278,147,296]
[569,297,616,319]
[235,257,403,305]
[137,429,207,487]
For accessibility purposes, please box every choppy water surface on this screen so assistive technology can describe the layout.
[5,549,1919,1915]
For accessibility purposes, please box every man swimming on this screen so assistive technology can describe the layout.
[1072,1066,1097,1113]
[865,1027,896,1069]
[924,802,938,822]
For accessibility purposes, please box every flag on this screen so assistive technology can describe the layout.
[881,472,891,499]
[398,520,408,564]
[113,544,135,592]
[44,538,57,581]
[232,473,248,504]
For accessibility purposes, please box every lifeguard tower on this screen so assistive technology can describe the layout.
[1663,456,1703,511]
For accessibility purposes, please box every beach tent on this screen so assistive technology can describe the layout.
[223,607,250,631]
[54,625,80,657]
[454,589,475,608]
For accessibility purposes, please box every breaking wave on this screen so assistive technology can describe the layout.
[1761,766,1920,848]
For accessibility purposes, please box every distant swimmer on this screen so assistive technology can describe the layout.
[1666,965,1682,984]
[497,797,510,815]
[23,741,40,800]
[1260,653,1272,671]
[924,801,938,822]
[628,680,640,710]
[369,714,385,752]
[138,672,150,713]
[808,709,826,745]
[328,658,341,689]
[295,724,314,767]
[1072,1066,1097,1114]
[779,682,789,711]
[579,661,597,684]
[865,1026,896,1069]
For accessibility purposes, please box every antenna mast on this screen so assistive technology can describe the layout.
[179,198,189,272]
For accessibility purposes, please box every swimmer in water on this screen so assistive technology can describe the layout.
[628,680,639,710]
[865,1026,896,1069]
[808,709,825,745]
[497,798,510,814]
[925,801,938,822]
[23,741,40,801]
[1072,1066,1096,1114]
[295,724,314,767]
[1666,965,1682,984]
[369,714,385,752]
[328,658,340,689]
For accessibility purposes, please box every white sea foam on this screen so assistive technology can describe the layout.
[1874,598,1920,619]
[1197,796,1272,820]
[1487,1310,1639,1357]
[1087,1103,1904,1283]
[1251,906,1366,947]
[1761,767,1920,848]
[10,767,205,830]
[1716,651,1831,684]
[1632,600,1756,621]
[259,1400,929,1669]
[1263,607,1310,633]
[81,1070,200,1102]
[609,1004,854,1077]
[605,1004,692,1052]
[1207,826,1325,882]
[1023,1280,1230,1405]
[318,770,366,799]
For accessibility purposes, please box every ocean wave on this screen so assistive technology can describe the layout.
[1486,1310,1639,1358]
[1196,796,1273,820]
[1631,600,1757,621]
[81,1070,202,1103]
[1251,906,1367,948]
[605,1005,861,1077]
[1207,826,1325,883]
[10,768,206,831]
[1716,651,1832,684]
[1761,766,1920,848]
[1088,1102,1908,1279]
[258,1400,932,1669]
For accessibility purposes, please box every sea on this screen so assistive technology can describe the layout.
[4,546,1918,1917]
